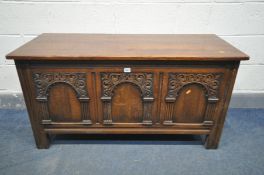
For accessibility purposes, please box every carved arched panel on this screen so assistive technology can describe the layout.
[100,72,154,125]
[32,72,91,125]
[164,73,222,126]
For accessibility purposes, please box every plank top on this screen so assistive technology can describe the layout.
[6,33,249,61]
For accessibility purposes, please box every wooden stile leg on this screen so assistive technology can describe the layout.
[204,63,239,149]
[204,127,219,149]
[35,130,50,149]
[16,62,50,149]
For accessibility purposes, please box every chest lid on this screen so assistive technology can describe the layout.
[6,33,249,61]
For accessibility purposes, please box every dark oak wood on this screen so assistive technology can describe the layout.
[7,34,249,149]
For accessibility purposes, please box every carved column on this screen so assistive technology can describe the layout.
[204,97,219,122]
[33,72,91,124]
[164,73,222,125]
[142,97,154,125]
[100,73,154,125]
[163,97,175,125]
[101,96,112,125]
[38,100,50,124]
[80,98,91,124]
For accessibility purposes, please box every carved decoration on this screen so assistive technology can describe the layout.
[33,72,91,125]
[101,73,153,99]
[163,73,222,126]
[166,73,222,101]
[33,72,88,101]
[100,72,154,125]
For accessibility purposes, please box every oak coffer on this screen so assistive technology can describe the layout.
[6,34,249,149]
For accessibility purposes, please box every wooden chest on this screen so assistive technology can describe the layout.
[6,34,249,149]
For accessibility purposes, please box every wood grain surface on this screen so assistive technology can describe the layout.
[7,34,249,61]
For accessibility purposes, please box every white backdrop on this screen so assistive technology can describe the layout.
[0,0,264,95]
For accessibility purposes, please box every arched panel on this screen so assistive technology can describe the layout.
[100,72,154,125]
[173,84,207,123]
[111,83,143,123]
[48,83,82,122]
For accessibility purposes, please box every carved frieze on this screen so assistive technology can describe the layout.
[101,73,154,99]
[166,73,222,101]
[33,72,89,101]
